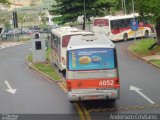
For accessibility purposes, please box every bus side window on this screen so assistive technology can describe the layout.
[51,34,54,48]
[54,36,59,49]
[123,19,130,28]
[57,36,61,54]
[119,19,124,28]
[111,20,118,30]
[51,34,58,49]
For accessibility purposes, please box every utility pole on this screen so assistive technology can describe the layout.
[122,0,126,15]
[83,0,86,30]
[132,0,135,17]
[122,0,124,13]
[132,0,136,43]
[124,0,126,15]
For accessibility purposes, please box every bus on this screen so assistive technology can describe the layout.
[93,14,153,41]
[51,27,93,71]
[66,34,120,102]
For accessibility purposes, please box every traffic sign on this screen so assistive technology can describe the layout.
[131,19,138,31]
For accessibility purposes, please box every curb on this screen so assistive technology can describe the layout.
[127,46,160,69]
[25,55,61,83]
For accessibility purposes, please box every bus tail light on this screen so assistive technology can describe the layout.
[62,57,66,65]
[114,79,120,88]
[66,81,71,91]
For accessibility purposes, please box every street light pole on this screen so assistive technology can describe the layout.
[122,0,124,13]
[132,0,136,42]
[83,0,86,30]
[124,0,126,15]
[132,0,135,17]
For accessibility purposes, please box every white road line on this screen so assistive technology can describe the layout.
[130,85,155,104]
[4,81,17,94]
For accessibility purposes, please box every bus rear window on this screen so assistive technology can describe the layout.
[62,35,71,47]
[68,48,116,71]
[94,19,109,26]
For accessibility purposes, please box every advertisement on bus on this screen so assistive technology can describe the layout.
[68,48,115,70]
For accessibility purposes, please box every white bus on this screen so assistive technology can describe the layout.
[93,14,153,41]
[66,34,120,102]
[51,27,93,71]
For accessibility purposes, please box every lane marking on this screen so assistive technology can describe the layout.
[88,104,160,112]
[4,81,17,94]
[74,103,86,120]
[58,82,67,92]
[130,85,155,104]
[58,82,91,120]
[79,103,91,120]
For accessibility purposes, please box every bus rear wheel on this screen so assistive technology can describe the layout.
[123,33,128,41]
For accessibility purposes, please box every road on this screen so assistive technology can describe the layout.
[81,40,160,119]
[0,44,80,120]
[0,40,160,120]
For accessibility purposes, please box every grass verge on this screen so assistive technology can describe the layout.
[128,38,160,67]
[33,63,61,81]
[128,38,160,57]
[150,60,160,66]
[27,48,61,81]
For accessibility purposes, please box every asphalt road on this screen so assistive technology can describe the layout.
[0,44,80,120]
[0,40,160,120]
[82,40,160,119]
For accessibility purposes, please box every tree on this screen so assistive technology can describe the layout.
[18,14,26,28]
[50,0,118,29]
[0,0,10,5]
[135,0,160,49]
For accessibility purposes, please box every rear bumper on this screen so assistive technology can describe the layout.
[68,89,120,102]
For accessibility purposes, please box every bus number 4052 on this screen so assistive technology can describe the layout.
[99,80,114,86]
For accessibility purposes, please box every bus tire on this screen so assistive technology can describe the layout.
[144,30,149,38]
[123,33,128,41]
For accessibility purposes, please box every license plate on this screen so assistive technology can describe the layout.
[82,95,102,100]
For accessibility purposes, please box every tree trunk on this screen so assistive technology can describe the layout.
[82,16,85,30]
[148,17,160,50]
[156,17,160,45]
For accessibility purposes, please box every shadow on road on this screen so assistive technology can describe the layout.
[80,100,117,111]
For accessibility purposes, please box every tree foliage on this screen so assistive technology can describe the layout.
[0,0,10,5]
[135,0,160,45]
[50,0,118,25]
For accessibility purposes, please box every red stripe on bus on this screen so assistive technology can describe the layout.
[111,27,130,34]
[66,78,119,89]
[94,19,109,26]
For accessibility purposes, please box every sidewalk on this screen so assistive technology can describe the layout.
[128,47,160,69]
[0,41,25,49]
[142,55,160,61]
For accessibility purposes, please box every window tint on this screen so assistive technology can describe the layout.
[51,33,60,49]
[111,18,132,30]
[62,35,71,47]
[94,19,109,26]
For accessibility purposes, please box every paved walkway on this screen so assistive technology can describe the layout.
[0,41,25,49]
[142,55,160,61]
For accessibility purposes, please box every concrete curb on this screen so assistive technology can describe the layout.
[127,46,160,69]
[25,55,61,83]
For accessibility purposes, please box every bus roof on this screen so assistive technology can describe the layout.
[94,13,139,21]
[51,26,93,37]
[67,34,115,50]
